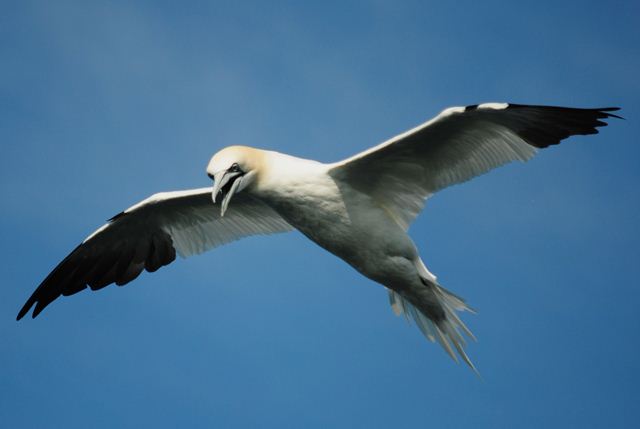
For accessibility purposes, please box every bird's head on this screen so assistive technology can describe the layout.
[206,146,264,216]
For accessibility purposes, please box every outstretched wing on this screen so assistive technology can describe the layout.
[17,187,292,319]
[330,103,621,230]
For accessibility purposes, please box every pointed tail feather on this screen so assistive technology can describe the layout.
[388,284,478,374]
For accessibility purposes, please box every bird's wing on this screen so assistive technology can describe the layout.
[329,103,621,230]
[17,187,292,319]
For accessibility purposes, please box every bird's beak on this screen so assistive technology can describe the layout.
[211,171,243,217]
[211,171,228,204]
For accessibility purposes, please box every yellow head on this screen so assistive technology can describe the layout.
[206,146,265,216]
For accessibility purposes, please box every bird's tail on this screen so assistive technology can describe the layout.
[388,260,478,373]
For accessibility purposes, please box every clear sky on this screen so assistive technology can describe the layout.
[1,1,639,427]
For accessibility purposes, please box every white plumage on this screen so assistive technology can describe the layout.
[17,102,620,371]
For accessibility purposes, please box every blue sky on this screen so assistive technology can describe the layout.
[1,0,639,427]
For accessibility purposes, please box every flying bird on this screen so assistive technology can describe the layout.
[17,103,621,371]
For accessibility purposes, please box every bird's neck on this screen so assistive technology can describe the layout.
[253,150,327,191]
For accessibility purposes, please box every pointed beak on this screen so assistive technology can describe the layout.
[220,176,242,217]
[211,171,243,217]
[211,171,229,204]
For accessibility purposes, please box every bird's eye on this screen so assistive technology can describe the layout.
[228,163,241,173]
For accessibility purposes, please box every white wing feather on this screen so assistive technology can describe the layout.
[330,103,618,230]
[128,188,293,257]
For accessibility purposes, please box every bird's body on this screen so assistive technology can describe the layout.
[255,151,412,280]
[260,152,434,302]
[17,102,621,371]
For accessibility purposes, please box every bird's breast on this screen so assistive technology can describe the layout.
[255,172,415,270]
[258,174,351,238]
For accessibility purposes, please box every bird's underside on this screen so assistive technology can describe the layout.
[17,102,621,372]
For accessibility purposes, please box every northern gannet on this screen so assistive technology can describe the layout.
[17,103,621,370]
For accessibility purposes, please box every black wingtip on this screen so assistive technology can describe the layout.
[17,296,56,320]
[599,107,624,120]
[16,298,34,321]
